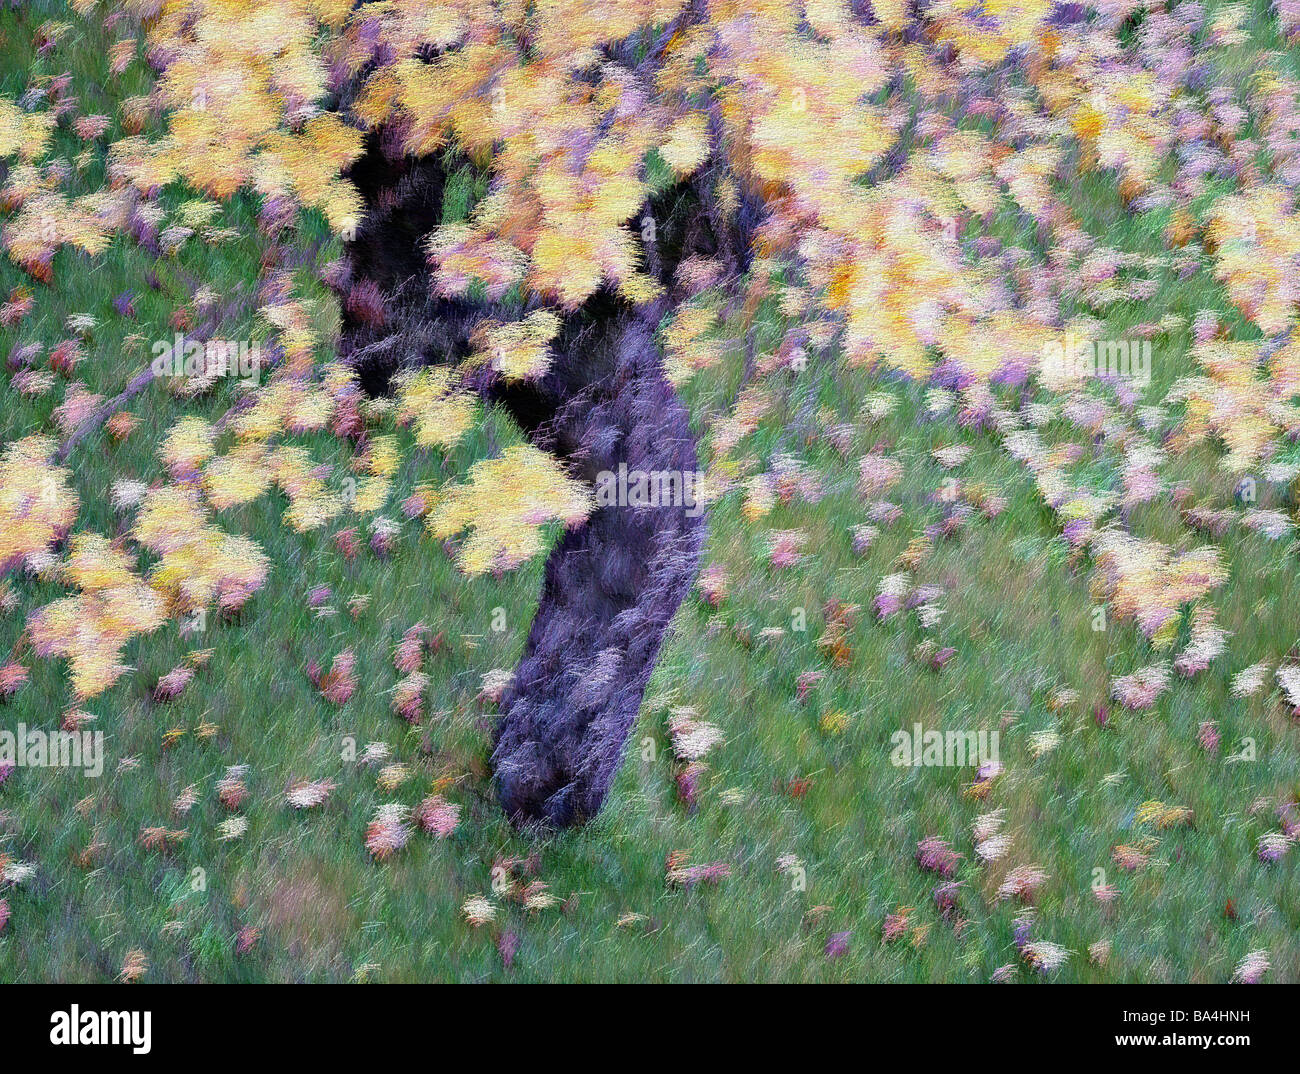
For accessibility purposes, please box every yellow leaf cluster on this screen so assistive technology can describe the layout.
[394,367,477,449]
[1208,188,1300,336]
[0,96,56,160]
[27,534,166,699]
[133,486,270,615]
[348,2,695,307]
[1090,528,1228,642]
[663,304,722,385]
[114,0,363,232]
[160,417,217,480]
[266,445,346,532]
[1170,340,1300,472]
[203,442,275,510]
[471,311,561,381]
[0,436,79,574]
[428,444,591,574]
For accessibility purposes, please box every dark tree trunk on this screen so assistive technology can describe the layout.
[488,302,706,826]
[337,127,757,826]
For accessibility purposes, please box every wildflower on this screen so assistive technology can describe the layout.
[315,648,357,706]
[480,669,513,704]
[1232,950,1270,984]
[1112,841,1154,871]
[49,339,85,375]
[1230,662,1270,698]
[972,809,1005,842]
[333,526,360,560]
[427,444,591,575]
[971,758,1002,792]
[109,479,148,512]
[675,760,707,812]
[365,804,412,860]
[696,564,727,607]
[825,930,851,959]
[401,487,433,519]
[858,453,903,497]
[172,785,199,817]
[119,950,148,983]
[933,881,962,917]
[105,413,139,442]
[0,436,79,575]
[498,929,519,969]
[0,661,28,700]
[358,741,391,767]
[393,623,426,674]
[667,708,723,761]
[874,572,911,620]
[153,664,194,702]
[462,895,497,927]
[285,779,335,810]
[1028,729,1061,758]
[866,500,902,525]
[392,672,427,724]
[997,864,1048,902]
[795,670,824,702]
[1174,606,1229,677]
[916,837,962,878]
[1198,721,1220,754]
[817,600,859,667]
[975,833,1010,864]
[138,827,186,853]
[850,523,878,555]
[235,927,260,956]
[217,816,248,841]
[1257,832,1291,864]
[1023,940,1071,974]
[11,370,54,396]
[370,761,409,792]
[882,906,913,943]
[932,445,972,469]
[1110,664,1171,710]
[1277,665,1300,714]
[665,851,731,887]
[819,710,850,735]
[1241,509,1292,541]
[522,881,559,913]
[0,857,34,886]
[1279,801,1300,839]
[767,529,809,569]
[776,854,804,879]
[216,766,249,811]
[415,794,460,838]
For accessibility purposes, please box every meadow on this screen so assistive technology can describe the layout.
[0,0,1298,982]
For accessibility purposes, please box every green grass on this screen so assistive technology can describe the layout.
[0,0,1298,982]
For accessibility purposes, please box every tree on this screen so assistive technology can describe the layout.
[6,0,1300,827]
